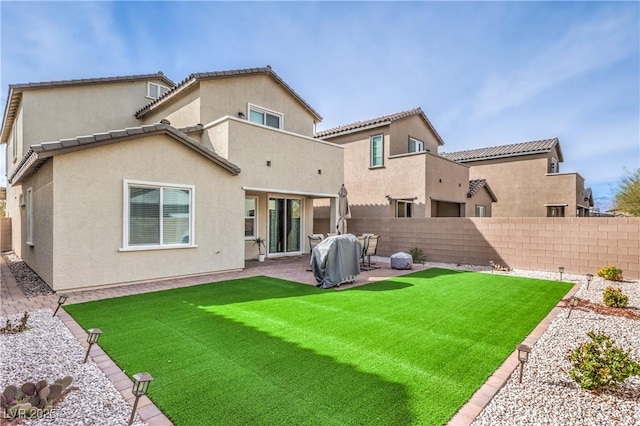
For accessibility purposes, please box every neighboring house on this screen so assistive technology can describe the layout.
[442,138,593,217]
[1,66,344,291]
[465,179,498,218]
[314,108,492,220]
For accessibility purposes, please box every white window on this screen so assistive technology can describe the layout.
[12,124,18,159]
[549,158,559,173]
[396,201,413,218]
[547,206,565,217]
[124,180,194,249]
[248,104,282,129]
[408,136,424,153]
[245,197,257,239]
[26,188,34,246]
[370,134,383,167]
[147,82,170,100]
[475,205,486,217]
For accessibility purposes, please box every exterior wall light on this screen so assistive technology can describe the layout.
[586,273,594,290]
[558,266,565,281]
[517,344,531,384]
[53,294,68,317]
[83,328,103,363]
[567,296,580,318]
[128,372,155,425]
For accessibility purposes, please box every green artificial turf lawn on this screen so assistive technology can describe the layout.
[65,268,572,425]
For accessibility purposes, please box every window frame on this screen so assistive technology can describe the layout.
[26,188,34,246]
[248,103,283,130]
[547,206,565,217]
[370,134,384,168]
[408,136,424,153]
[12,124,18,161]
[549,157,559,173]
[395,200,413,218]
[475,205,486,217]
[122,179,196,251]
[146,82,170,100]
[244,196,258,240]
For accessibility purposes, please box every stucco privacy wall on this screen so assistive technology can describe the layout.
[314,217,640,278]
[50,135,244,291]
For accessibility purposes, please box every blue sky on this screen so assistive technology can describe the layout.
[1,1,638,211]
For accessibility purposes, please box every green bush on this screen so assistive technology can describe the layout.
[567,331,640,392]
[603,286,628,308]
[408,248,425,263]
[596,265,623,281]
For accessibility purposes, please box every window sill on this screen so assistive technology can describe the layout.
[369,165,385,170]
[119,244,198,252]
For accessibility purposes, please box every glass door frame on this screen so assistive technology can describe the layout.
[266,193,304,257]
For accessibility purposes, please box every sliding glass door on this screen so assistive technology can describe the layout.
[268,197,302,255]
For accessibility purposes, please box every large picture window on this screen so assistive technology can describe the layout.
[370,134,383,167]
[124,180,194,249]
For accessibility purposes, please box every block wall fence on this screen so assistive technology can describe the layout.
[315,217,640,279]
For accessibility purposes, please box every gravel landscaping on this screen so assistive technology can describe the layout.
[2,255,638,425]
[2,252,53,298]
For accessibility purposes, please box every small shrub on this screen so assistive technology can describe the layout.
[566,331,640,392]
[1,376,73,419]
[408,248,425,263]
[0,312,29,334]
[603,286,628,308]
[596,265,623,281]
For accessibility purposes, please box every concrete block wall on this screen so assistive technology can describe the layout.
[315,217,640,279]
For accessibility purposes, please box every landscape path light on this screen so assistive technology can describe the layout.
[566,296,580,319]
[558,266,565,281]
[83,328,103,363]
[128,372,154,426]
[517,344,531,384]
[586,273,594,290]
[52,294,68,317]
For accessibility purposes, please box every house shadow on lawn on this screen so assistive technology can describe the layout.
[66,281,418,426]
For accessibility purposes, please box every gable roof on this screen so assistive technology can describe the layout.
[442,138,563,163]
[1,72,175,144]
[315,107,445,145]
[467,179,497,202]
[134,65,322,121]
[9,123,240,184]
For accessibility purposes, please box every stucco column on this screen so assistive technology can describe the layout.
[329,197,338,234]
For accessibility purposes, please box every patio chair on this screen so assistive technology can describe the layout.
[308,234,325,251]
[361,234,381,270]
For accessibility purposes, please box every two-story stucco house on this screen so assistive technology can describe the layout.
[314,108,496,220]
[1,66,344,291]
[442,138,593,217]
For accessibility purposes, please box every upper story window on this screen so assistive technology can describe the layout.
[249,104,283,129]
[11,123,18,160]
[147,82,170,100]
[370,134,383,167]
[408,136,424,153]
[26,188,34,246]
[549,157,559,173]
[396,201,413,218]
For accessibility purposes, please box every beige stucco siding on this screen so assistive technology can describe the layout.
[142,85,202,129]
[15,161,54,286]
[211,118,343,195]
[425,154,469,216]
[50,134,244,290]
[20,80,164,148]
[389,116,440,155]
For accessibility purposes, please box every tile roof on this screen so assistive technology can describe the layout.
[1,72,175,144]
[315,107,445,146]
[441,138,562,163]
[9,124,240,184]
[134,66,322,121]
[467,179,497,202]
